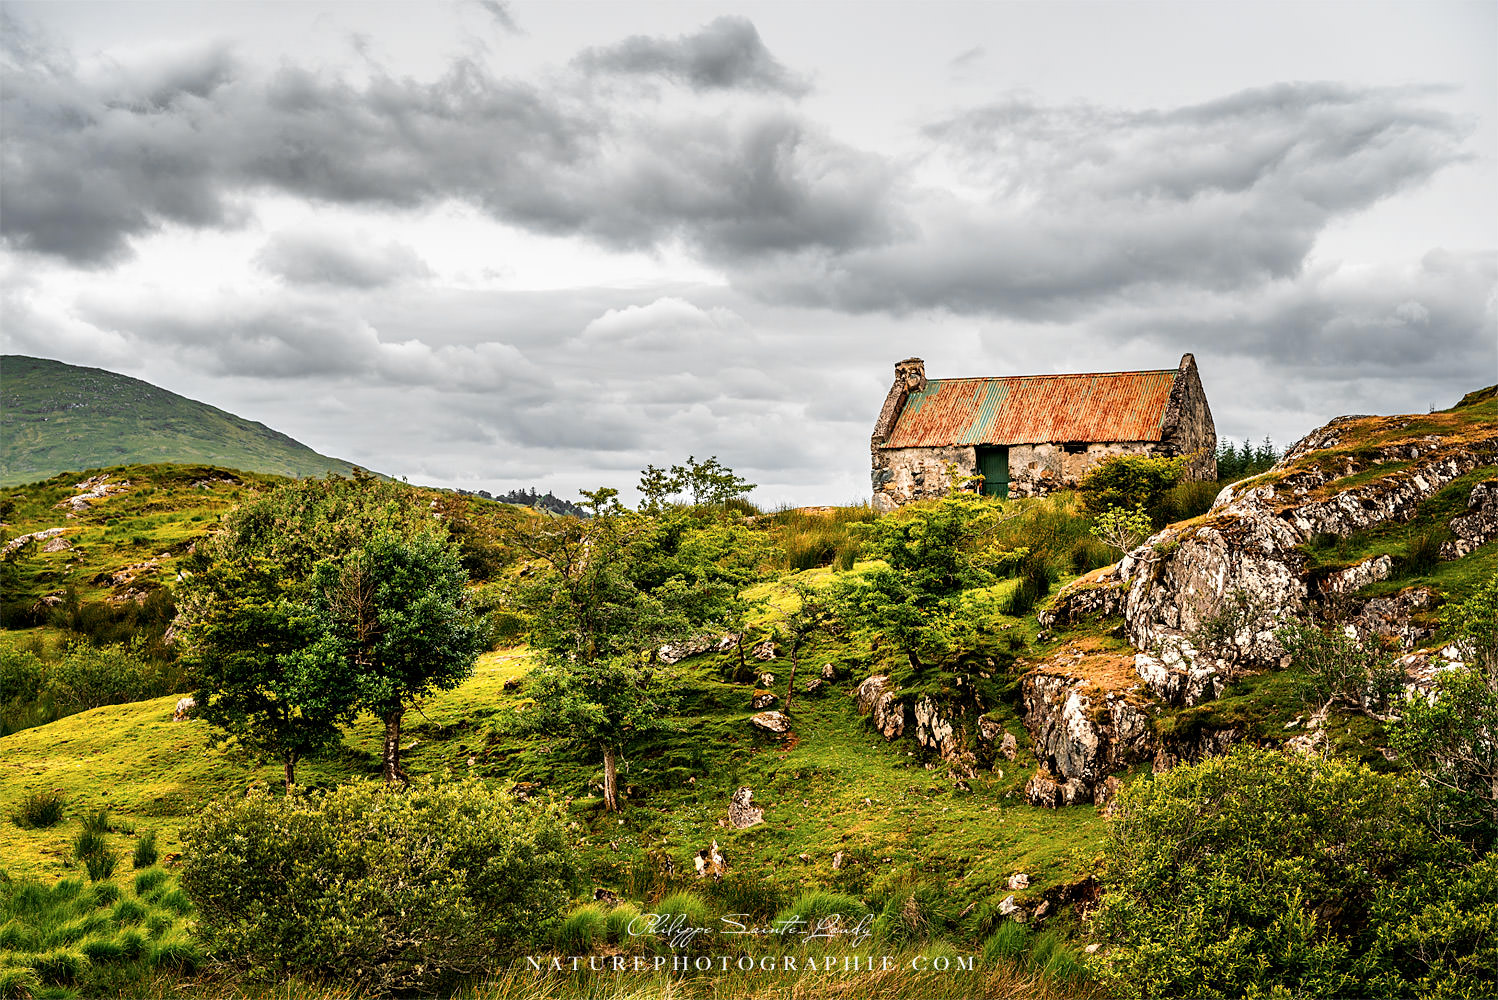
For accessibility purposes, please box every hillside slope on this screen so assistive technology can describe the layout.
[1,355,363,486]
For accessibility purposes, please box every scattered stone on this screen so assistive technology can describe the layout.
[594,888,619,903]
[172,696,196,722]
[802,678,824,694]
[1441,481,1498,559]
[1085,943,1102,955]
[853,675,905,740]
[2,527,65,556]
[832,851,845,870]
[694,841,727,879]
[1008,873,1030,890]
[998,895,1020,917]
[1000,732,1018,761]
[658,635,721,665]
[751,691,778,710]
[752,640,778,661]
[728,787,764,829]
[750,711,792,735]
[502,678,521,691]
[41,536,73,553]
[1095,776,1123,813]
[1033,900,1051,920]
[913,696,958,756]
[758,672,776,688]
[821,663,837,680]
[797,853,810,863]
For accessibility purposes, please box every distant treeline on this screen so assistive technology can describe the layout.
[1216,437,1279,482]
[459,487,589,519]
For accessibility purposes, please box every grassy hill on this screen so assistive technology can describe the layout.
[0,356,364,487]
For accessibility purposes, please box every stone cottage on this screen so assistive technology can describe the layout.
[870,354,1215,511]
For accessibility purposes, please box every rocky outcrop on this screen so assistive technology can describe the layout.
[912,696,958,756]
[750,691,777,710]
[1045,416,1497,708]
[1344,587,1435,650]
[3,527,65,556]
[1020,651,1154,806]
[56,474,130,513]
[853,675,906,740]
[658,633,738,665]
[1441,481,1498,559]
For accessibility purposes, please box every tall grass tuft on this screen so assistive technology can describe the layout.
[604,903,641,945]
[1400,525,1448,577]
[766,504,876,572]
[132,868,168,897]
[10,791,65,829]
[131,829,158,870]
[982,921,1030,964]
[79,808,111,836]
[72,830,115,882]
[553,904,607,952]
[774,890,868,932]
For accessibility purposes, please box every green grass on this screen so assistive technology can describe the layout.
[1,355,365,487]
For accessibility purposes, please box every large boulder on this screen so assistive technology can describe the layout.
[728,787,764,829]
[912,696,958,756]
[853,675,906,740]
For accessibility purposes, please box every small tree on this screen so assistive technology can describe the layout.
[670,455,756,508]
[504,489,688,811]
[310,529,487,784]
[1090,503,1153,557]
[772,581,840,714]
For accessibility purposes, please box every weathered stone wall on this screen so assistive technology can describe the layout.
[871,444,977,512]
[1008,441,1160,497]
[1158,353,1217,481]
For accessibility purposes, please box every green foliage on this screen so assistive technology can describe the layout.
[981,921,1029,964]
[637,455,756,511]
[131,830,157,870]
[10,791,65,829]
[1391,574,1498,837]
[1094,745,1495,998]
[604,903,641,945]
[1090,504,1153,557]
[1400,524,1450,577]
[1004,551,1054,616]
[1079,455,1185,524]
[1215,436,1280,483]
[181,776,578,995]
[177,472,482,786]
[832,492,1015,672]
[71,829,115,882]
[132,869,168,898]
[1276,619,1403,714]
[764,505,875,572]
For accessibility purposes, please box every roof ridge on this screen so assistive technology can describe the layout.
[929,368,1177,382]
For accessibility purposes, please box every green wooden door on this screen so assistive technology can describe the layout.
[977,447,1009,498]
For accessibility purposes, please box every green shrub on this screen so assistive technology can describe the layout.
[10,791,65,829]
[131,830,157,870]
[0,649,46,704]
[181,776,577,994]
[873,885,952,945]
[79,935,126,962]
[153,888,191,916]
[1093,745,1497,998]
[132,868,168,897]
[554,904,607,952]
[981,921,1029,964]
[1004,552,1054,616]
[1067,535,1115,574]
[80,808,111,836]
[1080,455,1185,525]
[115,929,146,961]
[72,830,115,882]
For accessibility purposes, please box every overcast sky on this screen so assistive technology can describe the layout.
[2,1,1494,506]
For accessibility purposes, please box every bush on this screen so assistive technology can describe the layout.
[1067,535,1115,575]
[0,649,46,704]
[1079,455,1185,524]
[80,808,111,836]
[872,885,951,945]
[131,830,157,870]
[1093,745,1497,998]
[181,776,578,995]
[11,791,65,829]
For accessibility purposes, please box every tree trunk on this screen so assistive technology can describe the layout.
[284,755,297,792]
[735,635,747,680]
[783,642,799,715]
[382,709,405,785]
[602,746,620,812]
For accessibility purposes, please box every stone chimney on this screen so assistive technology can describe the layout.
[895,357,927,393]
[872,357,928,446]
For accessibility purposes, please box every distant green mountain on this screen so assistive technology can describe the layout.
[1,355,365,486]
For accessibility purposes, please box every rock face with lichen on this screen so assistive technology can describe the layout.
[1045,407,1498,710]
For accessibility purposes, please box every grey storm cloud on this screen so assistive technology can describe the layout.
[1,15,866,267]
[254,231,433,288]
[574,16,808,95]
[741,83,1471,319]
[474,1,520,34]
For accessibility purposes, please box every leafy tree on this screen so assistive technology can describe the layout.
[177,474,473,788]
[639,455,757,510]
[1391,575,1498,838]
[832,492,1016,673]
[503,489,689,811]
[308,529,487,784]
[1090,503,1154,557]
[1095,745,1497,998]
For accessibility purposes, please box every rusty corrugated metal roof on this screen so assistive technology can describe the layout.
[882,369,1178,448]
